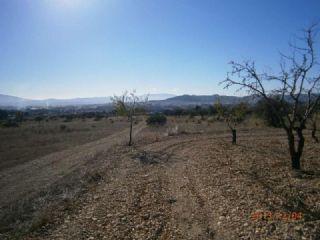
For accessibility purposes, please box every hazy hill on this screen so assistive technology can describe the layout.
[150,94,258,107]
[0,93,176,108]
[0,94,111,108]
[0,94,30,108]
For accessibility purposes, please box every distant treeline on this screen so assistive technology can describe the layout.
[0,108,113,127]
[1,98,312,128]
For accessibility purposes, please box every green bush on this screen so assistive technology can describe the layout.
[34,116,44,123]
[146,113,167,126]
[94,116,102,121]
[63,115,74,122]
[1,120,19,128]
[254,98,288,128]
[0,110,8,120]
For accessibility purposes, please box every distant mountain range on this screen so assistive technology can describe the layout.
[150,94,257,107]
[0,93,176,109]
[1,92,316,110]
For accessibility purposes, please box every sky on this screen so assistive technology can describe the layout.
[0,0,319,99]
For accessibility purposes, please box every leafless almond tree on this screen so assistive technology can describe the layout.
[112,90,148,146]
[215,101,247,144]
[221,24,320,170]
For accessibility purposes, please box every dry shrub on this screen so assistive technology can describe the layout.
[165,125,188,136]
[207,116,215,123]
[165,125,178,136]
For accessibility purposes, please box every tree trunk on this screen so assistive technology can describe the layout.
[232,129,236,144]
[129,114,133,146]
[286,128,304,170]
[312,122,319,143]
[295,127,304,169]
[291,153,301,170]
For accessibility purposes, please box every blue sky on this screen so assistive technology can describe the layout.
[0,0,319,99]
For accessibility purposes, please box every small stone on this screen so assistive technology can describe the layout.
[294,226,301,231]
[167,197,177,204]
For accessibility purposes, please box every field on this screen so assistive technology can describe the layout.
[0,117,129,170]
[0,116,319,239]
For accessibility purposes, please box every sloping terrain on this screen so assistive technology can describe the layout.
[0,122,145,207]
[0,119,129,171]
[15,126,320,240]
[0,122,145,237]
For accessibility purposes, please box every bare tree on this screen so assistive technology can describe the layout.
[221,24,320,170]
[112,90,148,146]
[215,101,247,144]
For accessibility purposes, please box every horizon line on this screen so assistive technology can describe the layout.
[0,92,246,101]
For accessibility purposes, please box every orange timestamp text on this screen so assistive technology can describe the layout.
[251,211,303,221]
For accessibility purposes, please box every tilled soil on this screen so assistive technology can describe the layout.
[24,129,320,240]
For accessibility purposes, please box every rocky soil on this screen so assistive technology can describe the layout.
[17,126,320,240]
